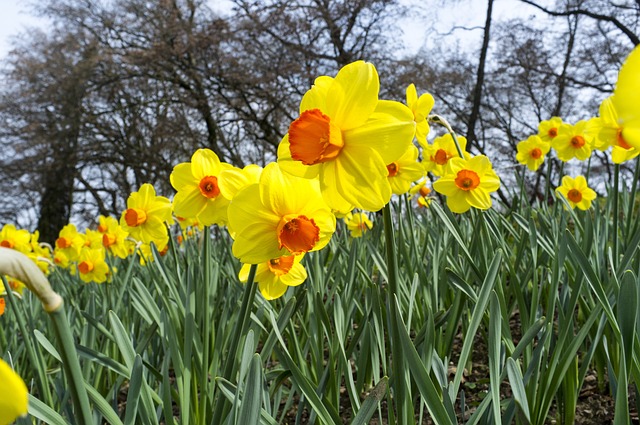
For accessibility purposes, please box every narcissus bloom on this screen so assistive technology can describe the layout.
[344,212,373,238]
[552,121,593,161]
[538,117,563,144]
[387,145,425,195]
[170,149,234,226]
[422,133,469,177]
[0,224,31,254]
[227,163,336,264]
[277,61,416,212]
[77,247,110,284]
[611,45,640,149]
[406,83,435,148]
[238,254,307,300]
[409,179,433,208]
[555,175,597,210]
[432,155,500,214]
[587,97,640,163]
[120,184,172,249]
[55,223,85,262]
[516,135,551,171]
[0,358,28,424]
[99,216,131,259]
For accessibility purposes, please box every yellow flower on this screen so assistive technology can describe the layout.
[587,97,640,163]
[343,212,373,238]
[77,247,110,284]
[1,277,26,296]
[538,117,563,144]
[0,224,31,254]
[227,163,336,264]
[120,184,172,249]
[0,358,28,424]
[238,254,307,300]
[386,145,425,195]
[552,121,593,161]
[555,175,597,210]
[277,61,416,212]
[54,223,85,262]
[28,230,53,275]
[170,149,234,226]
[406,83,435,148]
[99,216,131,259]
[432,155,500,214]
[422,133,469,177]
[219,164,263,200]
[611,45,640,150]
[516,135,551,171]
[409,179,433,208]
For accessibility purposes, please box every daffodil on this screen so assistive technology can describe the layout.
[0,358,28,425]
[28,230,53,275]
[238,254,307,300]
[409,179,433,208]
[406,83,435,148]
[227,162,335,264]
[277,61,416,212]
[170,149,234,226]
[120,184,172,249]
[555,175,597,210]
[422,133,469,177]
[386,145,425,195]
[538,117,563,143]
[99,216,131,259]
[611,45,640,150]
[0,224,31,254]
[343,212,373,238]
[552,121,593,161]
[516,135,551,171]
[77,247,110,283]
[54,223,85,262]
[432,155,500,214]
[587,97,639,163]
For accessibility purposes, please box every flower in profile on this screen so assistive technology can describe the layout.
[586,97,639,163]
[386,145,425,195]
[120,184,172,249]
[0,358,28,424]
[28,230,53,275]
[611,45,640,149]
[76,247,110,284]
[277,61,416,212]
[99,216,131,259]
[432,155,500,214]
[552,121,593,161]
[227,163,336,264]
[343,211,373,238]
[516,135,551,171]
[238,254,307,300]
[538,117,563,143]
[405,83,435,148]
[170,149,234,226]
[422,133,469,177]
[409,179,433,208]
[555,175,597,210]
[0,224,31,254]
[54,224,85,262]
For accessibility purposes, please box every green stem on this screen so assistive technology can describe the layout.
[613,164,620,266]
[625,157,640,244]
[429,114,465,157]
[200,226,211,425]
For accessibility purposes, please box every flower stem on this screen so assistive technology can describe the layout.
[429,114,465,157]
[613,164,620,266]
[200,225,211,425]
[625,158,640,244]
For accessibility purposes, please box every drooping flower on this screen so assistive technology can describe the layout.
[386,144,425,195]
[405,83,435,148]
[552,121,593,162]
[227,162,336,264]
[238,254,307,300]
[54,223,85,263]
[170,149,234,226]
[343,212,373,238]
[538,117,563,144]
[0,224,31,254]
[120,184,172,249]
[76,247,110,284]
[555,175,597,210]
[422,133,469,177]
[516,135,551,171]
[432,155,500,214]
[0,358,28,424]
[611,45,640,150]
[277,61,416,212]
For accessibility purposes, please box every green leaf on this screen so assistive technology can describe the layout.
[350,377,387,425]
[27,395,69,425]
[237,354,264,425]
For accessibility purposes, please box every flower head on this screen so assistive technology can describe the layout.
[238,254,307,300]
[611,46,640,150]
[343,212,373,238]
[555,175,597,210]
[99,216,131,259]
[54,223,85,262]
[387,145,425,195]
[0,224,31,254]
[409,179,433,208]
[516,135,551,171]
[120,184,172,249]
[552,121,593,162]
[0,358,28,424]
[587,97,640,163]
[77,247,110,284]
[538,117,563,144]
[405,83,435,148]
[422,133,469,176]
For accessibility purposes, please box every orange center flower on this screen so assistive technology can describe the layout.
[102,233,116,248]
[288,109,344,165]
[125,208,147,227]
[530,148,542,159]
[97,223,108,233]
[454,170,480,191]
[570,135,585,148]
[434,149,449,165]
[78,260,94,274]
[277,215,320,254]
[267,255,296,276]
[387,162,399,177]
[0,240,13,249]
[548,128,558,138]
[199,176,220,199]
[567,189,582,203]
[419,186,431,197]
[56,237,71,249]
[617,129,631,150]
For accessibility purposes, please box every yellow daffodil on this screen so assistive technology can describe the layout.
[432,155,500,214]
[77,247,110,284]
[386,145,425,195]
[238,254,307,300]
[555,175,597,210]
[120,184,172,249]
[28,230,52,275]
[227,162,336,264]
[219,164,263,200]
[587,97,639,163]
[538,117,563,143]
[343,212,373,238]
[99,216,131,259]
[406,83,435,148]
[170,149,234,226]
[422,133,469,177]
[277,61,416,212]
[1,277,26,296]
[54,223,85,262]
[0,358,28,424]
[516,135,551,171]
[409,179,433,208]
[552,121,593,161]
[612,45,640,149]
[0,224,31,254]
